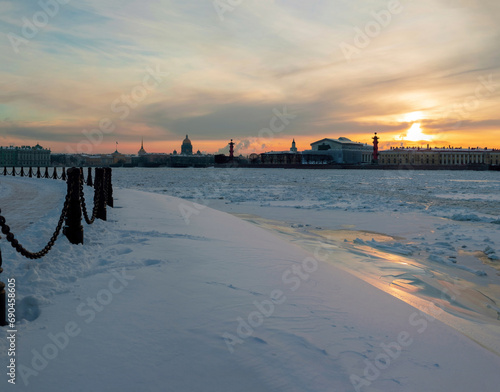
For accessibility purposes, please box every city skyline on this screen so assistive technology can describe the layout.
[1,1,499,155]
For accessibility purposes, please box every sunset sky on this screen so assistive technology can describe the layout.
[1,0,499,155]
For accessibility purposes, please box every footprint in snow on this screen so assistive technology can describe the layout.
[17,296,41,322]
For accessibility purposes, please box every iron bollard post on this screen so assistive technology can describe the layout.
[61,167,66,181]
[87,167,93,187]
[12,167,15,177]
[36,166,41,178]
[20,167,24,177]
[52,167,58,179]
[63,168,84,245]
[28,167,33,177]
[2,167,6,176]
[44,167,49,179]
[105,167,113,207]
[95,168,107,221]
[0,249,6,326]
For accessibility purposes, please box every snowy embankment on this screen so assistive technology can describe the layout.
[112,168,500,350]
[1,176,500,391]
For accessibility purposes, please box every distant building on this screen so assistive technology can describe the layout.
[489,151,500,166]
[76,146,131,167]
[181,135,193,155]
[260,151,302,165]
[379,146,500,166]
[303,137,372,164]
[0,144,51,167]
[80,154,113,167]
[138,138,147,156]
[259,140,302,165]
[141,153,170,167]
[170,154,214,167]
[111,148,132,166]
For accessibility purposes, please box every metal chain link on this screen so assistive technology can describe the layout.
[103,171,108,207]
[0,167,106,259]
[0,189,72,259]
[80,174,101,225]
[2,167,66,179]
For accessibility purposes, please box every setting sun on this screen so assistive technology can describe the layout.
[404,123,433,142]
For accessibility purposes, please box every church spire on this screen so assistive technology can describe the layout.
[138,137,147,156]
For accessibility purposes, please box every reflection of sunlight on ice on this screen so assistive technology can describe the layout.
[233,212,500,356]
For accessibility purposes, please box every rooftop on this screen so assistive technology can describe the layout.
[311,137,367,146]
[382,146,499,152]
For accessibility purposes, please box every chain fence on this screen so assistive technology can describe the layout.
[0,167,113,326]
[1,166,91,184]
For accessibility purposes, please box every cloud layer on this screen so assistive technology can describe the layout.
[1,0,499,153]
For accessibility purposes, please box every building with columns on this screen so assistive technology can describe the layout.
[302,137,372,164]
[0,144,51,167]
[379,147,500,166]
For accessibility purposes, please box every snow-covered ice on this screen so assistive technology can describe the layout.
[1,169,500,391]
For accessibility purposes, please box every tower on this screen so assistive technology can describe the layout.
[372,132,379,163]
[138,137,147,156]
[229,139,235,160]
[290,139,297,153]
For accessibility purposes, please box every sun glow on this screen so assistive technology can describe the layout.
[404,123,433,142]
[402,111,423,123]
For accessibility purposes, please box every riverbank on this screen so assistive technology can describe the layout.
[1,176,499,391]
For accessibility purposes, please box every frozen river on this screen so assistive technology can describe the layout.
[112,167,500,219]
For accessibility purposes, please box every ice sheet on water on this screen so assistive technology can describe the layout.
[428,254,487,276]
[450,213,488,222]
[353,238,416,256]
[112,168,500,218]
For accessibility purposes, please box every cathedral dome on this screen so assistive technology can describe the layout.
[181,135,193,155]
